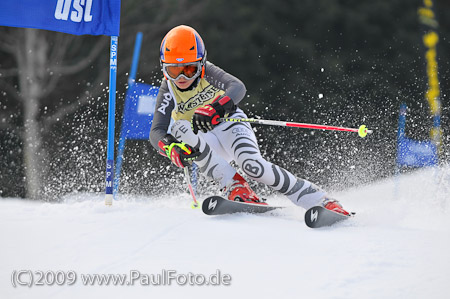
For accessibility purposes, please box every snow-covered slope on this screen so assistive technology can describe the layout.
[1,167,449,299]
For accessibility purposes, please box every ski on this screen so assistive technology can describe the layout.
[202,196,281,216]
[202,196,353,228]
[304,206,354,228]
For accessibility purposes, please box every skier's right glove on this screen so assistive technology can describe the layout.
[157,134,200,168]
[192,95,235,134]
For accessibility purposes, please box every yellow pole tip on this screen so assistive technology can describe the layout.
[358,125,368,138]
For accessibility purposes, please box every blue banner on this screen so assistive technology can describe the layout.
[396,103,438,168]
[121,83,159,140]
[397,137,438,167]
[0,0,120,36]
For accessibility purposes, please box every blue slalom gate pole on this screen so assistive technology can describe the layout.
[395,103,407,176]
[114,32,143,197]
[105,36,119,206]
[129,32,143,85]
[114,134,126,197]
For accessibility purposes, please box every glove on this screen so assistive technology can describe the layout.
[192,95,235,134]
[157,135,200,168]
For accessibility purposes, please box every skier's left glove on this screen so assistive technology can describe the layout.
[192,95,235,134]
[157,134,200,168]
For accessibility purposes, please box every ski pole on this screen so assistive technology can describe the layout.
[184,166,200,209]
[219,117,373,138]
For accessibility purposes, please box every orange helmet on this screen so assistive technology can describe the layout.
[160,25,206,80]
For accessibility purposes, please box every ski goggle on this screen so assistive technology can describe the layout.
[162,61,202,81]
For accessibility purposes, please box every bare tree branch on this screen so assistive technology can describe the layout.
[0,80,22,102]
[39,73,62,99]
[39,35,107,98]
[42,68,108,130]
[0,68,18,77]
[48,33,72,69]
[0,29,19,54]
[51,38,108,76]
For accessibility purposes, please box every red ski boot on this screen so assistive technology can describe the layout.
[226,173,267,205]
[322,198,350,216]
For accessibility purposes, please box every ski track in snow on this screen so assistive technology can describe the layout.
[1,167,450,299]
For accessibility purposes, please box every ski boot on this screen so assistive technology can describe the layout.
[322,198,350,216]
[225,173,267,205]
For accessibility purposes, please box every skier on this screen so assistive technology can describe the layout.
[149,25,349,215]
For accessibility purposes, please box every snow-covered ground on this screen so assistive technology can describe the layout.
[1,166,449,299]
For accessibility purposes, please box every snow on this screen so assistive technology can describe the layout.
[1,166,450,299]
